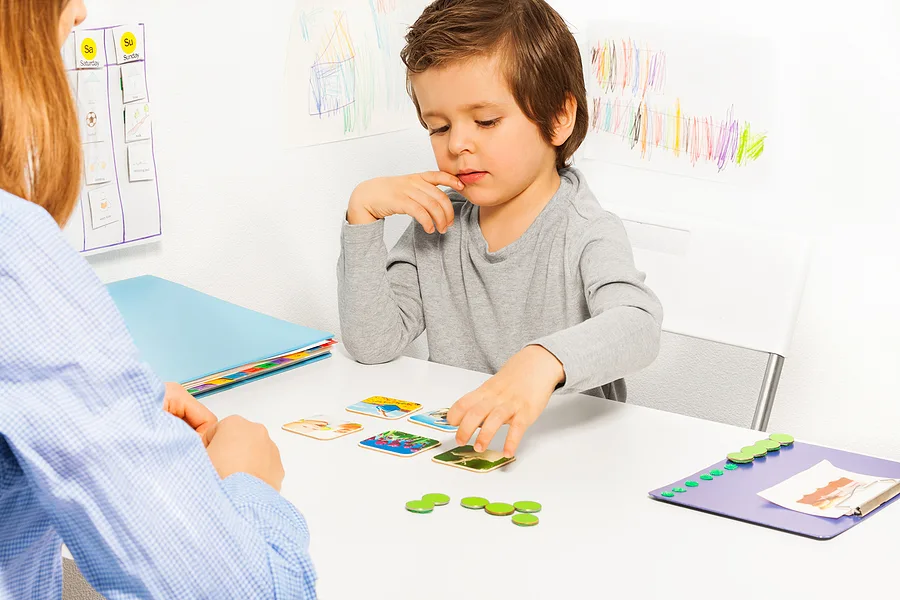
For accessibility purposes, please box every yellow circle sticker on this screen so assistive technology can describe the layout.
[80,38,97,61]
[120,32,137,54]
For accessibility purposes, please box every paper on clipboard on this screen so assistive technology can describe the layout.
[758,460,900,519]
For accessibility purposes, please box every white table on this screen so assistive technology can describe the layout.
[202,349,900,599]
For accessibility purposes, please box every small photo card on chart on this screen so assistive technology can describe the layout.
[74,30,103,69]
[125,102,152,142]
[87,185,121,229]
[113,24,144,64]
[121,62,147,104]
[127,141,156,182]
[77,70,108,144]
[83,142,114,186]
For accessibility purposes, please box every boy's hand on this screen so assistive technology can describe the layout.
[163,382,218,439]
[347,171,465,234]
[447,345,565,458]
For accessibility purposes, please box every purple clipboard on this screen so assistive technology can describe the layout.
[649,442,900,540]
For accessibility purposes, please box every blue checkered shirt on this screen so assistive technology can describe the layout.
[0,191,317,599]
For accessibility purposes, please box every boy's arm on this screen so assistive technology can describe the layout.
[532,218,663,393]
[448,216,662,458]
[337,218,426,364]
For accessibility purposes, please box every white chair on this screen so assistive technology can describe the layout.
[604,204,811,431]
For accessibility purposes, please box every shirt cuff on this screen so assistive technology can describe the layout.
[220,473,304,523]
[530,336,579,393]
[341,216,385,245]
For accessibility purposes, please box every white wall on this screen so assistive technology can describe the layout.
[82,1,900,459]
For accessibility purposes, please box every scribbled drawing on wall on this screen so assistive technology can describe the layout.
[591,96,766,170]
[584,27,772,179]
[308,12,356,117]
[283,0,426,147]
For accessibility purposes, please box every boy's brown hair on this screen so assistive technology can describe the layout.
[0,0,82,226]
[400,0,588,170]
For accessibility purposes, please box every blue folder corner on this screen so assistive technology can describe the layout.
[106,275,334,385]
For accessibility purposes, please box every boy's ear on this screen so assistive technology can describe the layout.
[550,94,578,147]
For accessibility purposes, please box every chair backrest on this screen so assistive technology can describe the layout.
[604,203,812,429]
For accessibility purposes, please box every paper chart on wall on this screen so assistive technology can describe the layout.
[60,23,162,256]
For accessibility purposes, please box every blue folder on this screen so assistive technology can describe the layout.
[106,275,334,390]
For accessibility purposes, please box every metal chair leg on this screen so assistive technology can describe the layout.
[751,353,784,431]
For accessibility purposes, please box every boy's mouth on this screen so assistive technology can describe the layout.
[457,170,487,185]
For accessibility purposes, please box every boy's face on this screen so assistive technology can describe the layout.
[411,54,559,208]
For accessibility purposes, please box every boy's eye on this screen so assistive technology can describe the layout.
[476,118,500,128]
[428,125,449,136]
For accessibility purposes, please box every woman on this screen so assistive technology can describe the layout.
[0,2,317,598]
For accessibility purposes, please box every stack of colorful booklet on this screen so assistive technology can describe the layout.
[106,275,335,397]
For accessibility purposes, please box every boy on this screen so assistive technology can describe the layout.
[337,0,663,458]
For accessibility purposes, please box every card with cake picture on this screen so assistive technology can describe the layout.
[282,415,363,441]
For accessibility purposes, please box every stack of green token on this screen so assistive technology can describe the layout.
[769,433,794,447]
[741,445,767,458]
[405,500,434,514]
[726,451,754,464]
[460,497,542,526]
[758,439,781,452]
[726,433,794,465]
[422,493,450,506]
[411,495,544,527]
[406,493,451,514]
[512,500,541,526]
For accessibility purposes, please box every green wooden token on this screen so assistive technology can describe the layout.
[460,496,489,510]
[661,491,675,498]
[724,463,738,471]
[485,502,515,516]
[769,433,794,446]
[672,487,687,493]
[512,513,539,527]
[685,480,699,487]
[754,443,773,456]
[759,439,781,452]
[513,501,542,513]
[700,474,714,481]
[741,445,767,458]
[710,469,725,476]
[422,493,450,506]
[727,452,754,464]
[405,500,434,514]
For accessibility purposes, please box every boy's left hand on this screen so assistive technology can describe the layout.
[163,382,218,440]
[447,345,565,458]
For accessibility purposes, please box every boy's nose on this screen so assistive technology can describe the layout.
[448,129,475,156]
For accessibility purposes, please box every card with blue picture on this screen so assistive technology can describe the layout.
[408,408,458,432]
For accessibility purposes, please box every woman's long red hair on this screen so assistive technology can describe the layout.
[0,0,82,225]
